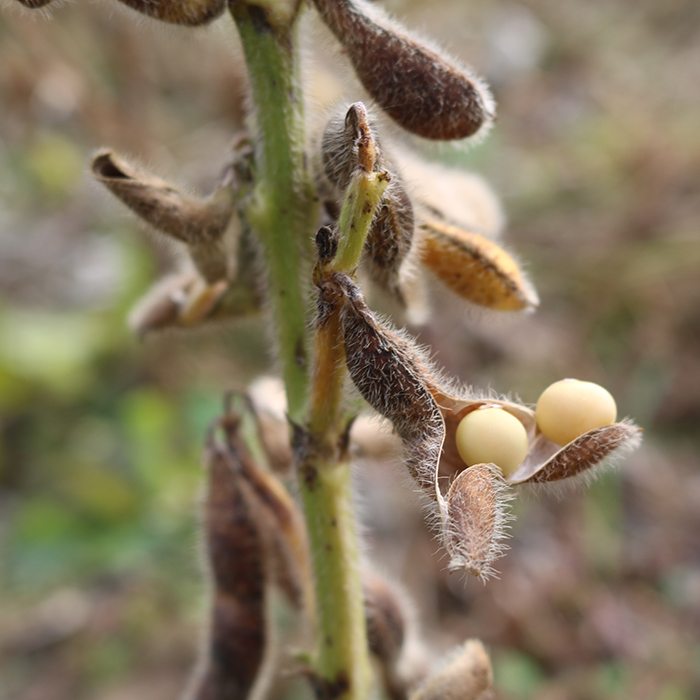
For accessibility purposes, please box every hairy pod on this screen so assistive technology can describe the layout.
[444,464,512,579]
[325,273,508,579]
[312,0,494,140]
[418,218,539,311]
[321,104,414,301]
[334,273,440,493]
[330,273,641,576]
[190,406,312,700]
[364,572,405,668]
[113,0,225,25]
[363,571,428,700]
[195,429,268,700]
[92,150,235,283]
[409,640,492,700]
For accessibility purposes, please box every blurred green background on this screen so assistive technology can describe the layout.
[1,1,699,699]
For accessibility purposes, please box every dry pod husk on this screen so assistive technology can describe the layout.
[191,406,313,700]
[312,0,494,140]
[194,422,269,700]
[328,273,642,577]
[363,571,427,700]
[409,640,492,700]
[321,103,415,302]
[418,218,539,311]
[216,406,313,614]
[113,0,225,25]
[92,150,236,284]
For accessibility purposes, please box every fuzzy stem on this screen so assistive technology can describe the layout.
[232,7,382,698]
[232,4,318,424]
[297,455,369,700]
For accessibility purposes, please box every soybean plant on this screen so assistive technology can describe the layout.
[12,1,641,699]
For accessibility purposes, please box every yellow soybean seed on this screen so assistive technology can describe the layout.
[455,407,529,476]
[536,379,617,446]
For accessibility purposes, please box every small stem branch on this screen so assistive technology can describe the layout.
[332,169,389,275]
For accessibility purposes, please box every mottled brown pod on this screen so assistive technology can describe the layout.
[216,406,313,614]
[321,104,415,301]
[419,218,539,311]
[312,0,494,140]
[193,427,268,700]
[190,406,312,700]
[113,0,225,25]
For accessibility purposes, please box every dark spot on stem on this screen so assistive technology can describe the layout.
[247,5,274,33]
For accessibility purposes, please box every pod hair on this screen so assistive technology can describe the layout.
[312,0,495,140]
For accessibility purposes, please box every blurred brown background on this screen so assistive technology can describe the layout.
[1,1,699,699]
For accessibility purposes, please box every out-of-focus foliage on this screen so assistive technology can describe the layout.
[1,0,699,699]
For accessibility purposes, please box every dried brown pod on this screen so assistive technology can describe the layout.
[328,273,642,577]
[418,218,539,311]
[92,150,235,283]
[113,0,225,26]
[443,464,512,578]
[216,405,313,614]
[190,406,313,700]
[312,0,494,140]
[409,640,492,700]
[193,426,268,700]
[321,103,415,302]
[363,571,419,700]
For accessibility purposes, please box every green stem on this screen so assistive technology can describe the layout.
[232,8,383,698]
[298,456,370,699]
[232,5,317,424]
